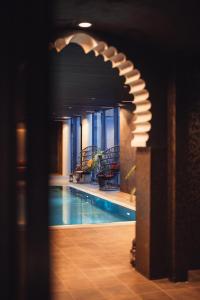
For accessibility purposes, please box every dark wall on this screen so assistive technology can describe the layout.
[188,101,200,269]
[177,60,200,269]
[49,121,63,174]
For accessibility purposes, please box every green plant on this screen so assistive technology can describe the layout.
[92,150,104,170]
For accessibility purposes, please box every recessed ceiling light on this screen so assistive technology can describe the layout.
[78,22,92,28]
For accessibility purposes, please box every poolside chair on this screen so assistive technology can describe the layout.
[73,146,99,183]
[97,145,120,191]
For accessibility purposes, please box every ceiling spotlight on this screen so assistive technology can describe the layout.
[78,22,92,28]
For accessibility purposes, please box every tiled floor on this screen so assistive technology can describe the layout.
[50,225,200,300]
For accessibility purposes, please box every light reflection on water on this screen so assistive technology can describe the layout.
[49,186,136,226]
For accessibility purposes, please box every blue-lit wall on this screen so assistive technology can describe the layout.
[70,108,120,172]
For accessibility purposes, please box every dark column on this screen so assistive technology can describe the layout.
[101,110,106,150]
[185,60,200,270]
[114,108,119,145]
[0,3,18,299]
[135,64,189,281]
[23,1,50,300]
[135,147,168,279]
[167,65,189,281]
[49,121,63,174]
[0,29,18,300]
[25,60,50,298]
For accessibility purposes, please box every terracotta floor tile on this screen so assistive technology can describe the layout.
[82,268,113,279]
[64,277,95,290]
[52,291,74,300]
[100,283,137,298]
[153,279,189,290]
[51,280,69,293]
[125,282,161,295]
[90,275,123,289]
[165,287,200,300]
[117,271,148,285]
[139,291,173,300]
[187,280,200,288]
[50,225,200,300]
[105,295,141,300]
[108,266,134,277]
[69,288,106,300]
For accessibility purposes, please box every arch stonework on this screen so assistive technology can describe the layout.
[53,32,152,147]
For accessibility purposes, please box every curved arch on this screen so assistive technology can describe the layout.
[53,32,152,147]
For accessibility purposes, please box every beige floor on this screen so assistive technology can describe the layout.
[50,225,200,300]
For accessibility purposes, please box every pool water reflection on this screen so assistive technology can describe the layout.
[49,186,136,226]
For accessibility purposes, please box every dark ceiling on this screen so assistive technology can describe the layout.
[49,44,131,118]
[48,0,200,118]
[50,0,200,52]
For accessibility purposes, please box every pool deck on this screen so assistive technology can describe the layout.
[49,176,200,300]
[49,175,136,210]
[51,225,200,300]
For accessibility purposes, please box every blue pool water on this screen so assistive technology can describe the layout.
[49,186,136,226]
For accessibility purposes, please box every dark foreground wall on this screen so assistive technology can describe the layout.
[106,33,200,278]
[178,60,200,270]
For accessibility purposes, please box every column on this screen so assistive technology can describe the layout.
[133,64,168,280]
[167,65,188,281]
[135,146,168,279]
[120,108,136,194]
[62,120,71,176]
[82,113,92,149]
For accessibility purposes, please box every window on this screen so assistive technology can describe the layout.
[92,108,119,151]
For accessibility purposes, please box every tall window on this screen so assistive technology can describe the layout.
[92,108,119,150]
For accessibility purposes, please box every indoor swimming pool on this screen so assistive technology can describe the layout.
[49,186,136,226]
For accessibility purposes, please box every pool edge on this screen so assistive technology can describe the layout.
[48,220,136,230]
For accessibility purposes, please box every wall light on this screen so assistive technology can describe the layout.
[78,22,92,28]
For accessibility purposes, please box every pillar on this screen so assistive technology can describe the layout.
[135,147,168,279]
[62,120,71,176]
[0,21,18,299]
[167,65,188,281]
[120,108,136,194]
[82,113,92,149]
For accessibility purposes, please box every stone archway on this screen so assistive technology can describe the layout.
[53,32,152,147]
